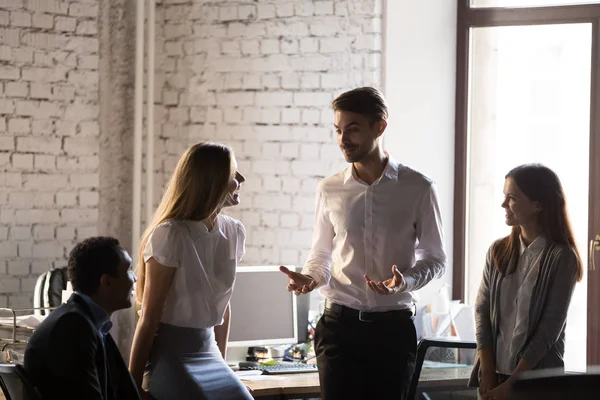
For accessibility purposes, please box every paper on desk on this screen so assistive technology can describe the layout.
[239,375,287,381]
[0,314,46,328]
[235,370,262,376]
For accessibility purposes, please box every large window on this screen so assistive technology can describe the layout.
[472,0,600,7]
[454,0,600,367]
[467,23,591,371]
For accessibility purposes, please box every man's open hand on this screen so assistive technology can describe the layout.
[280,266,317,295]
[364,265,406,295]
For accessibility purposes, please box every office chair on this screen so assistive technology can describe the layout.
[510,366,600,400]
[408,338,477,400]
[33,267,68,316]
[0,363,41,400]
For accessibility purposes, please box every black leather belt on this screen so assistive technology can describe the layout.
[324,301,413,323]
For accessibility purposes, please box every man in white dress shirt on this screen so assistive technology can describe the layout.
[280,87,447,400]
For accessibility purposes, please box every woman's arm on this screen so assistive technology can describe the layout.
[478,347,496,375]
[510,359,533,378]
[519,250,578,368]
[214,302,231,359]
[475,246,498,393]
[475,247,495,357]
[129,258,176,390]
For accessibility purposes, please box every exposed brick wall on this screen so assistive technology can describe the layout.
[0,0,99,307]
[0,0,382,307]
[154,0,383,268]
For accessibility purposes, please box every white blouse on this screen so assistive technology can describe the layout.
[495,235,546,374]
[142,214,246,329]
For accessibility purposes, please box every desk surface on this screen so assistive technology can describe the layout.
[0,368,472,400]
[245,367,472,398]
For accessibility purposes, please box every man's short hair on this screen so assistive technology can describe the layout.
[332,87,389,124]
[68,236,122,295]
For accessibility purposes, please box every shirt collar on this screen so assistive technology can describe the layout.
[519,235,547,256]
[342,154,399,185]
[185,216,228,240]
[383,155,400,181]
[75,292,112,336]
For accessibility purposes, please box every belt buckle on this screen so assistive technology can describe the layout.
[358,310,373,323]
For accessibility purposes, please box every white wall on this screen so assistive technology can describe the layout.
[383,0,457,310]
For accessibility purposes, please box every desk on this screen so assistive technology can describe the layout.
[245,367,472,399]
[244,373,318,400]
[0,369,473,400]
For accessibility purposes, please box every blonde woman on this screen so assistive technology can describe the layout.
[129,142,251,400]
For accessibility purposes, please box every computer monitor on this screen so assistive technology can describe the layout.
[228,265,310,348]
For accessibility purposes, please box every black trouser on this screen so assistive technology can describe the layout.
[314,303,417,400]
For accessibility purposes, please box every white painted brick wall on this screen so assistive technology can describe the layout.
[0,1,99,307]
[154,0,382,269]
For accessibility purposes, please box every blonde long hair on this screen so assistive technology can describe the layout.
[136,142,234,303]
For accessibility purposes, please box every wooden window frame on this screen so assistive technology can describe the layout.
[453,0,600,362]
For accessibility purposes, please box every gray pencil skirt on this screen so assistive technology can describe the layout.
[143,323,253,400]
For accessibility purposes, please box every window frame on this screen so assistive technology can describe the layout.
[453,0,600,363]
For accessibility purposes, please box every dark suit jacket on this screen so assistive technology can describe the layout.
[24,293,140,400]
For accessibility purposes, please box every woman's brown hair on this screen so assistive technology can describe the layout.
[492,163,583,281]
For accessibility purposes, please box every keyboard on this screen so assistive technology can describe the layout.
[260,362,318,375]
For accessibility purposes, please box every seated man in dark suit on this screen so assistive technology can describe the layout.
[24,236,140,400]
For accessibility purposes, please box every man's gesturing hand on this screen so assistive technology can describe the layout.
[279,266,317,296]
[364,265,407,295]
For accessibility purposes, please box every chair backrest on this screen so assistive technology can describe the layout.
[510,367,600,400]
[0,364,41,400]
[33,267,68,316]
[32,274,47,317]
[0,363,24,400]
[408,338,477,400]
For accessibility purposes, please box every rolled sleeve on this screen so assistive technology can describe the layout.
[301,186,333,288]
[402,183,447,292]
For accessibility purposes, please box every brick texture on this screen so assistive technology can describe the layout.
[152,0,383,267]
[0,0,99,307]
[1,0,382,307]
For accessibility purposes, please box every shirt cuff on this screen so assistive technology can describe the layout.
[402,276,415,292]
[301,268,322,288]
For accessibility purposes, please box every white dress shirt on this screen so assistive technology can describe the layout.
[301,156,447,312]
[143,215,246,329]
[495,235,546,374]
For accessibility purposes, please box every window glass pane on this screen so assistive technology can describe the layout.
[466,24,591,372]
[472,0,600,7]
